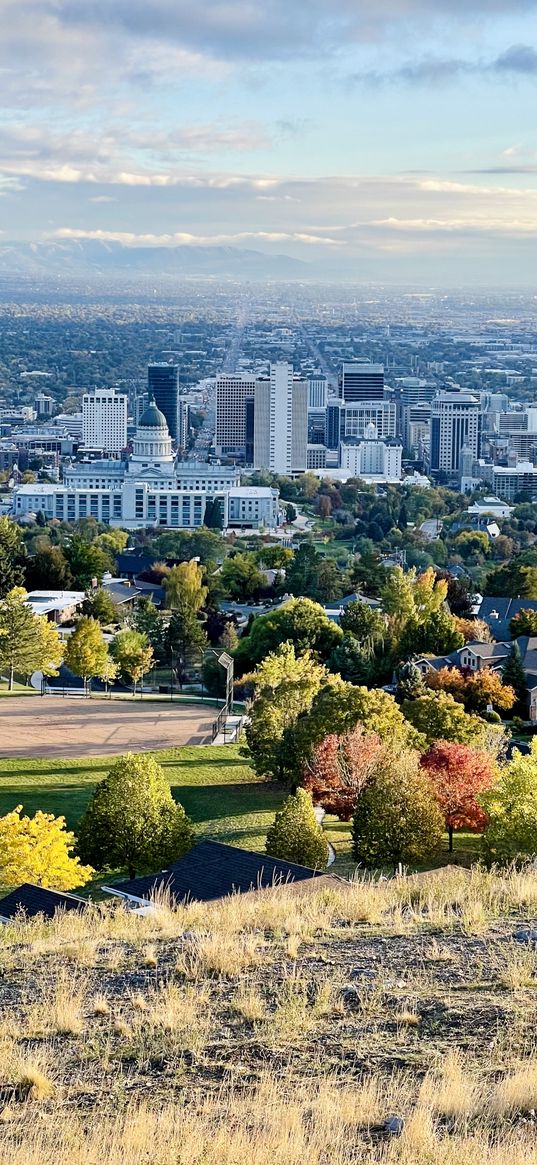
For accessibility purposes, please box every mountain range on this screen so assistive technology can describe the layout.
[0,240,308,280]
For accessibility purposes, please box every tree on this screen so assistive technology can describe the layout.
[425,667,515,715]
[203,496,225,530]
[420,741,496,851]
[64,616,108,693]
[402,691,488,746]
[482,741,537,865]
[219,553,265,601]
[454,616,492,644]
[0,587,63,689]
[244,644,327,781]
[63,537,112,588]
[0,517,24,599]
[234,597,342,674]
[82,588,118,625]
[77,753,194,878]
[340,601,385,646]
[165,560,208,612]
[134,597,166,659]
[486,561,537,599]
[316,558,344,603]
[285,503,297,523]
[509,609,537,638]
[286,543,328,600]
[352,751,444,871]
[302,725,384,820]
[328,635,373,685]
[110,629,154,695]
[286,678,423,785]
[96,529,129,556]
[502,642,528,709]
[24,547,73,591]
[265,788,329,869]
[0,805,93,890]
[256,546,294,570]
[400,607,464,659]
[97,653,118,695]
[396,661,426,702]
[381,566,447,635]
[165,609,207,683]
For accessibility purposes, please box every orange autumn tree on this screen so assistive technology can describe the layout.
[425,666,515,715]
[302,724,384,821]
[420,741,497,852]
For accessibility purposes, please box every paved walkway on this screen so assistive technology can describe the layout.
[0,697,214,757]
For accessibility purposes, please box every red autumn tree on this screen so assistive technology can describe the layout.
[302,725,384,820]
[419,740,496,852]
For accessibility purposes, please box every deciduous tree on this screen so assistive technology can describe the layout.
[77,753,194,878]
[482,740,537,865]
[110,629,154,695]
[509,609,537,638]
[302,725,384,820]
[64,615,108,693]
[420,741,496,851]
[265,788,329,868]
[352,750,444,871]
[0,805,93,890]
[402,691,490,746]
[0,587,63,689]
[244,644,327,781]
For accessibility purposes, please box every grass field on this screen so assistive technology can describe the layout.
[0,745,284,857]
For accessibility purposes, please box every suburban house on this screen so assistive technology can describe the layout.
[104,840,331,907]
[415,636,537,721]
[25,590,85,624]
[474,597,537,642]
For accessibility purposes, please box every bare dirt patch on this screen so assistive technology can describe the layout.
[0,698,214,757]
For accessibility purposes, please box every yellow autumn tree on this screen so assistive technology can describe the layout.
[0,805,93,890]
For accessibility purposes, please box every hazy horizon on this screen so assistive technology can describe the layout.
[2,1,537,285]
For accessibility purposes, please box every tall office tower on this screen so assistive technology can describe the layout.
[430,391,481,474]
[339,362,384,403]
[342,401,397,441]
[215,373,256,457]
[325,401,343,451]
[177,400,189,453]
[82,388,128,453]
[308,409,327,446]
[308,377,328,410]
[253,362,307,474]
[147,363,179,442]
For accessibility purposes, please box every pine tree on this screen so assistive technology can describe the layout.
[502,642,528,709]
[265,788,329,868]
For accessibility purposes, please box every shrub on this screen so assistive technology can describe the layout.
[266,789,329,869]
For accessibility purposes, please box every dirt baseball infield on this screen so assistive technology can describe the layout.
[0,697,214,758]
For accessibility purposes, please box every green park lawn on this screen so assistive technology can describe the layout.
[0,743,485,879]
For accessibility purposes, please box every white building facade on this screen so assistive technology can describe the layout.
[13,402,279,531]
[340,424,403,483]
[82,389,128,453]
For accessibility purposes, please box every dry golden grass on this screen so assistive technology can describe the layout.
[2,868,537,1161]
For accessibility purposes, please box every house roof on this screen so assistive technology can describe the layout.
[0,883,87,921]
[102,580,142,605]
[108,840,325,905]
[476,597,537,641]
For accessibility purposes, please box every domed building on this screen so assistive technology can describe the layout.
[12,398,280,532]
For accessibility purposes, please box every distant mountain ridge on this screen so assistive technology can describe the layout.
[0,239,308,279]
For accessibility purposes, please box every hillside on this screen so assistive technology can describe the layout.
[0,240,308,280]
[1,868,537,1162]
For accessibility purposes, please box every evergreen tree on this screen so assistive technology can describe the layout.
[396,661,426,703]
[134,597,166,660]
[502,642,528,709]
[0,517,24,599]
[77,753,194,878]
[265,788,329,868]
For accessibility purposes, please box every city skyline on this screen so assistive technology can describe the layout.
[2,1,537,282]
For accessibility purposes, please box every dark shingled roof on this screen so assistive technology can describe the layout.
[0,883,87,921]
[109,840,324,905]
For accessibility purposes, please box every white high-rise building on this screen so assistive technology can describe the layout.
[308,377,328,410]
[82,388,127,454]
[215,373,256,457]
[253,362,307,475]
[342,401,397,440]
[340,424,402,482]
[430,391,480,474]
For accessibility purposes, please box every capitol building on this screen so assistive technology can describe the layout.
[12,401,280,531]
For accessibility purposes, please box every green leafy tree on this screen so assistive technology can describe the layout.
[244,644,327,781]
[502,642,528,709]
[486,561,537,599]
[165,609,207,682]
[0,517,24,599]
[24,547,73,591]
[234,597,342,674]
[265,788,329,868]
[402,691,489,746]
[482,741,537,865]
[110,629,154,695]
[285,543,323,599]
[0,587,63,689]
[219,553,265,601]
[77,753,194,877]
[134,597,166,660]
[63,536,112,588]
[286,678,423,784]
[165,560,208,612]
[256,546,294,570]
[400,607,464,659]
[203,496,225,530]
[328,634,372,685]
[96,529,129,556]
[340,601,385,646]
[352,751,444,871]
[82,588,118,625]
[64,615,108,692]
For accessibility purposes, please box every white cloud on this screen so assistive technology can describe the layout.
[52,227,342,246]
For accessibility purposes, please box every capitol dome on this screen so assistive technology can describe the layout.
[139,399,167,429]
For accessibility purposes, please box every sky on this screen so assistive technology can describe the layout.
[2,0,537,282]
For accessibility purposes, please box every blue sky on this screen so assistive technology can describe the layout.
[2,0,537,282]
